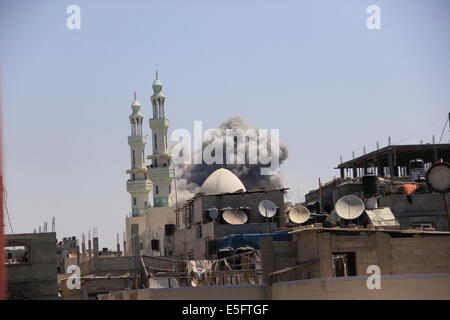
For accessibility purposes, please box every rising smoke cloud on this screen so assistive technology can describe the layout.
[171,116,289,205]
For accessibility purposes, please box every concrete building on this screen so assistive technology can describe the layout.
[5,232,57,300]
[56,236,77,274]
[304,143,450,231]
[100,226,450,300]
[172,168,287,260]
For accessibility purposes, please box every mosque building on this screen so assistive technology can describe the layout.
[124,73,286,258]
[125,73,176,255]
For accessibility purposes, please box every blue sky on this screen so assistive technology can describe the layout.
[1,0,449,248]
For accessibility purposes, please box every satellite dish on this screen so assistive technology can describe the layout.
[222,209,248,225]
[426,162,450,193]
[207,207,219,220]
[335,195,365,220]
[289,206,310,224]
[258,200,277,218]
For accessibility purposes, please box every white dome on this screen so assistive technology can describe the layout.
[199,168,246,195]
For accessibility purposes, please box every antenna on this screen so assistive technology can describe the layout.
[222,208,248,225]
[258,200,277,218]
[335,195,365,220]
[288,206,310,224]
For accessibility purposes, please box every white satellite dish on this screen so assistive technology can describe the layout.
[335,195,365,220]
[258,200,277,218]
[207,207,219,220]
[289,206,310,224]
[426,162,450,193]
[222,209,248,225]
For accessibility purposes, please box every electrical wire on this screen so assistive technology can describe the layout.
[438,117,449,144]
[2,184,14,234]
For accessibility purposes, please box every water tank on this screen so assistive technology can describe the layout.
[409,159,426,181]
[362,175,379,196]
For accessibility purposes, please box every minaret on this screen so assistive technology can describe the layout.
[147,71,175,207]
[126,92,152,216]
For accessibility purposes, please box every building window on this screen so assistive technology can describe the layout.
[5,244,30,265]
[332,252,356,277]
[155,185,159,194]
[132,150,135,165]
[196,223,202,238]
[132,173,135,180]
[133,198,137,206]
[154,134,157,150]
[169,184,171,194]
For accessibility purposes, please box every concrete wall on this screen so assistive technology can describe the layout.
[390,235,450,274]
[6,232,57,300]
[99,283,268,300]
[145,206,176,254]
[61,277,132,300]
[99,274,450,300]
[293,230,450,279]
[126,216,146,254]
[272,274,450,300]
[79,256,135,276]
[380,194,450,231]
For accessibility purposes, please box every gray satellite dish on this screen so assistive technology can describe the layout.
[258,200,277,218]
[289,206,310,224]
[207,207,219,220]
[426,162,450,193]
[222,209,248,225]
[335,195,365,220]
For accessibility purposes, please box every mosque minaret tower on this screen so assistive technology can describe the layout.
[126,92,153,217]
[147,71,175,207]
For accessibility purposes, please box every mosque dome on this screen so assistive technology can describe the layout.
[199,168,246,195]
[152,70,163,94]
[131,100,141,113]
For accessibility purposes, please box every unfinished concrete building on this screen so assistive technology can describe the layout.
[5,232,58,300]
[304,143,450,231]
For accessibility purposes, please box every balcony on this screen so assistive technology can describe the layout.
[147,166,175,181]
[127,179,153,193]
[128,136,147,145]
